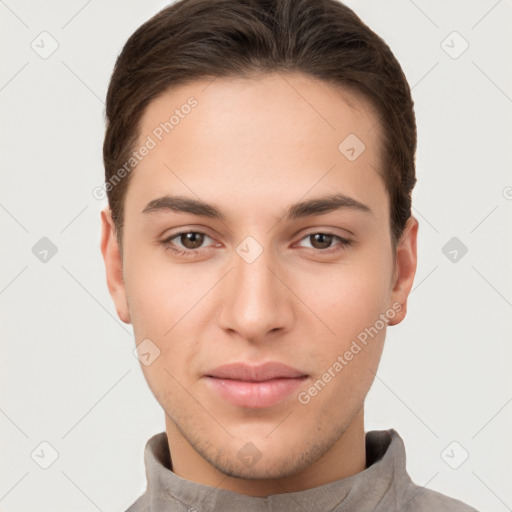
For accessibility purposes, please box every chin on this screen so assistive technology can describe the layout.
[212,452,308,481]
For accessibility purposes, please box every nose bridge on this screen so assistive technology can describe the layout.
[218,237,291,340]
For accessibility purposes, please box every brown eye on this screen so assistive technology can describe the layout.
[296,232,352,253]
[161,230,217,256]
[179,232,205,249]
[309,233,334,249]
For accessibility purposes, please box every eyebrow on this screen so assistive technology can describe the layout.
[141,193,372,221]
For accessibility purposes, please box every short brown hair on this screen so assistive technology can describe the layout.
[103,0,416,249]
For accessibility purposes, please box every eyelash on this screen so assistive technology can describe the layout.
[160,230,352,257]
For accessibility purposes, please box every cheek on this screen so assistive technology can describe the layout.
[123,259,181,343]
[124,261,195,393]
[295,248,393,388]
[123,251,207,375]
[304,261,392,336]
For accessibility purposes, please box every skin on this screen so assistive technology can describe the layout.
[101,72,418,496]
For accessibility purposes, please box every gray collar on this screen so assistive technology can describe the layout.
[135,429,412,512]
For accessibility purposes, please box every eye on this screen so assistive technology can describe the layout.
[297,232,352,252]
[160,230,352,258]
[161,231,216,256]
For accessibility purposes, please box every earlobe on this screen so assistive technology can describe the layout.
[100,208,131,324]
[388,216,419,326]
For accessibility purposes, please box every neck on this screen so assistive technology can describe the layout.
[165,408,366,496]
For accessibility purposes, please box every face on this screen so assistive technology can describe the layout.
[102,72,417,490]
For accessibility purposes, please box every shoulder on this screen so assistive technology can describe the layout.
[398,481,480,512]
[370,429,480,512]
[124,493,149,512]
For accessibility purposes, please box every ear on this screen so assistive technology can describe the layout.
[388,216,418,326]
[100,208,131,324]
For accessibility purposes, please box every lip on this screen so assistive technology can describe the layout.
[206,362,307,381]
[204,362,309,409]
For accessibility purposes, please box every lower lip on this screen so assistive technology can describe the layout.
[205,376,308,408]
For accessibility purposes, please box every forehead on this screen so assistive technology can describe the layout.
[125,72,387,220]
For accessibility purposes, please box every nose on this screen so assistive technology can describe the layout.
[217,242,295,343]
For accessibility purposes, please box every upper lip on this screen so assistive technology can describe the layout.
[206,362,308,382]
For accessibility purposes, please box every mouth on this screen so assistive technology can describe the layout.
[204,362,309,409]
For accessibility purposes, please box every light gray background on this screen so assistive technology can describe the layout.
[1,0,511,510]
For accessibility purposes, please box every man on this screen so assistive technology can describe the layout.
[100,0,479,510]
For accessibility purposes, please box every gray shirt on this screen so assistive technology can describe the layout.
[125,429,479,511]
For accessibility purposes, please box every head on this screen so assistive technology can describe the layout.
[101,0,418,488]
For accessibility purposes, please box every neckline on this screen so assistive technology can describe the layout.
[141,428,407,512]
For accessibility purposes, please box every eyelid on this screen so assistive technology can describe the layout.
[298,227,352,240]
[161,227,351,243]
[160,223,216,239]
